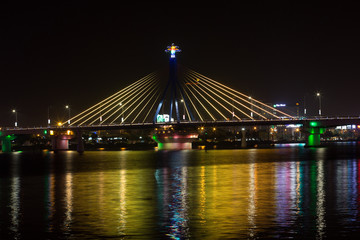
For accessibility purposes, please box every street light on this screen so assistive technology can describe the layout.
[47,106,51,126]
[316,92,321,116]
[12,109,17,127]
[249,96,253,118]
[65,105,70,124]
[119,102,124,123]
[181,99,185,120]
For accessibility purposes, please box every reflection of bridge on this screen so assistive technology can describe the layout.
[2,44,360,152]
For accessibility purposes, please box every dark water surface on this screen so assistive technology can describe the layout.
[1,142,360,239]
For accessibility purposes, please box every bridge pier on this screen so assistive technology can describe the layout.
[241,128,247,148]
[51,135,71,152]
[1,135,15,152]
[305,121,325,147]
[76,130,84,153]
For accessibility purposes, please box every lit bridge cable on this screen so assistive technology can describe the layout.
[185,70,256,119]
[93,75,159,125]
[183,73,245,120]
[184,80,216,121]
[84,73,158,125]
[67,71,157,126]
[66,71,159,126]
[183,75,230,120]
[185,68,293,119]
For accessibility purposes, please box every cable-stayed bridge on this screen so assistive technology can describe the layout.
[2,44,360,152]
[64,44,292,126]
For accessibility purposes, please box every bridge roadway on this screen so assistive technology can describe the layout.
[2,116,360,135]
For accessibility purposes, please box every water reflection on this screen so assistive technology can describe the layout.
[1,143,360,239]
[156,152,190,239]
[314,149,325,239]
[10,153,21,240]
[117,159,127,235]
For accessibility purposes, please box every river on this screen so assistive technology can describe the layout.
[1,142,360,239]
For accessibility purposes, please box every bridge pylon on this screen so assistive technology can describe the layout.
[154,43,194,123]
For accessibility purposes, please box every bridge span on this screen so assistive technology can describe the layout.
[3,116,360,133]
[2,116,360,153]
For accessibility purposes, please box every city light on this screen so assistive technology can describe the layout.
[65,105,70,124]
[316,92,322,116]
[12,109,17,127]
[273,104,286,108]
[165,43,181,58]
[310,121,319,127]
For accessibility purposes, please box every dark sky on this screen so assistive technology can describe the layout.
[1,2,359,126]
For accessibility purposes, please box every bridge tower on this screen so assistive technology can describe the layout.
[154,43,194,123]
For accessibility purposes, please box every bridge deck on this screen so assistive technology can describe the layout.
[2,117,360,135]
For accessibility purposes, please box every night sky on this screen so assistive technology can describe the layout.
[1,2,359,127]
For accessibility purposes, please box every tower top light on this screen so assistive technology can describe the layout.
[165,43,181,58]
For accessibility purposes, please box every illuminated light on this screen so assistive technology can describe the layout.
[201,127,204,130]
[165,43,181,58]
[198,145,206,150]
[120,147,126,151]
[273,104,286,108]
[213,128,216,131]
[67,130,71,135]
[296,128,300,132]
[286,124,302,128]
[98,148,105,151]
[310,121,319,127]
[357,125,360,129]
[50,130,54,135]
[253,127,257,130]
[156,115,164,123]
[58,122,62,126]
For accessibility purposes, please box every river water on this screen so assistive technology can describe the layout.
[1,142,360,239]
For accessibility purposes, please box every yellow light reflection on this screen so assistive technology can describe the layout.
[316,149,326,239]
